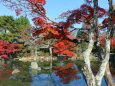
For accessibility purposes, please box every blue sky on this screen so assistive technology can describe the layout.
[0,0,114,23]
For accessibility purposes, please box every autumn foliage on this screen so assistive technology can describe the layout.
[0,40,21,59]
[53,40,76,57]
[99,34,115,48]
[29,0,46,5]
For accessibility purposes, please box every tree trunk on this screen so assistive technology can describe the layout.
[83,32,96,86]
[31,47,37,61]
[103,0,114,86]
[82,33,111,86]
[49,47,53,72]
[105,63,115,86]
[35,47,38,60]
[95,39,110,86]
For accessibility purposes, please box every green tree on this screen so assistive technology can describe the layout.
[13,16,30,33]
[0,16,31,42]
[0,16,14,33]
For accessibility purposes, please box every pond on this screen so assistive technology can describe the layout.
[31,64,108,86]
[32,73,107,86]
[3,61,113,86]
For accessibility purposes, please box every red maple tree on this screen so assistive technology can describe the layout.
[0,40,21,59]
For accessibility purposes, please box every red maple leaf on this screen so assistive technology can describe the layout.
[53,40,76,57]
[0,40,21,59]
[1,54,8,59]
[29,0,46,5]
[33,17,46,26]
